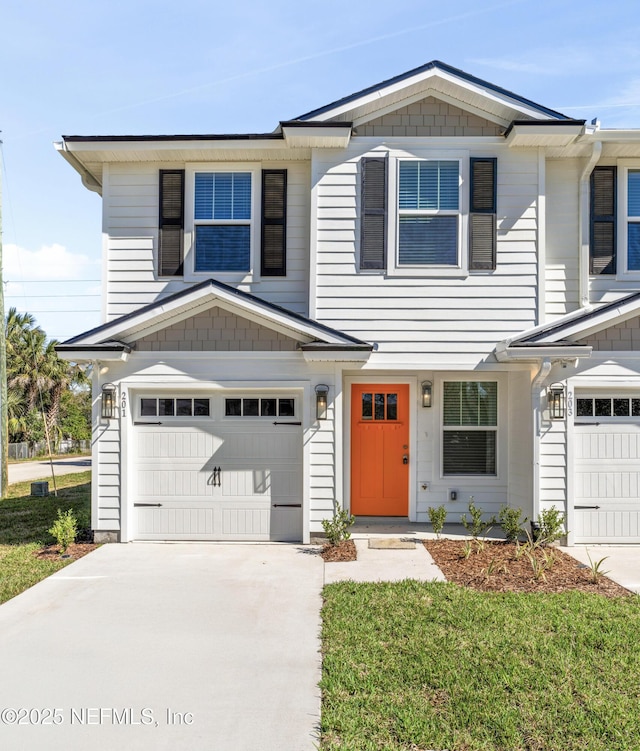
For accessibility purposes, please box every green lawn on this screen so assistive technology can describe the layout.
[0,472,91,604]
[321,580,640,751]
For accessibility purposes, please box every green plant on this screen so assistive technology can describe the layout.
[586,551,610,583]
[498,505,528,543]
[322,508,355,546]
[48,508,78,554]
[460,497,496,539]
[460,540,473,560]
[537,506,566,546]
[427,505,447,538]
[526,548,557,582]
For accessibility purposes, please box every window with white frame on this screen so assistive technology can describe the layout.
[442,381,497,475]
[194,171,252,272]
[397,160,461,266]
[627,169,640,271]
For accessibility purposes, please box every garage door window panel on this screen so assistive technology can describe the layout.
[224,397,296,418]
[138,397,210,418]
[576,396,640,419]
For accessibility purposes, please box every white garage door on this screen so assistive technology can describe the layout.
[132,395,302,542]
[574,394,640,543]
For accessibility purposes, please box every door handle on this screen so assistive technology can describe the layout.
[402,454,409,464]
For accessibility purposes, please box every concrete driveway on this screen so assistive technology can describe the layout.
[8,456,91,485]
[0,543,323,750]
[563,545,640,594]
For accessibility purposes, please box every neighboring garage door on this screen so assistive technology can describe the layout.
[574,394,640,543]
[132,394,302,542]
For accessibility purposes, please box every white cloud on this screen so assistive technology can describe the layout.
[4,243,97,282]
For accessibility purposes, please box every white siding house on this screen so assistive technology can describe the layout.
[56,61,640,545]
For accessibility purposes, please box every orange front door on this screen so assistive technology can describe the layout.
[350,384,409,516]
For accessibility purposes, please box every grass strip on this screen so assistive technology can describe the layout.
[321,580,640,751]
[0,472,91,604]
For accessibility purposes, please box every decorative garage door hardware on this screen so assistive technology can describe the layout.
[272,504,302,508]
[134,503,163,507]
[577,422,601,426]
[211,467,221,487]
[575,505,601,510]
[134,421,162,425]
[272,421,302,426]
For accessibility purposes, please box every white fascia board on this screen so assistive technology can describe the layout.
[301,350,371,363]
[494,344,592,362]
[282,126,351,148]
[505,123,584,147]
[61,138,283,154]
[351,88,509,128]
[54,142,102,193]
[315,67,556,124]
[57,349,130,363]
[74,285,355,347]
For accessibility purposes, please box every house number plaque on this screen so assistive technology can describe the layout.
[121,390,127,418]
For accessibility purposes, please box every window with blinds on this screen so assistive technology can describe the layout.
[442,381,497,475]
[194,172,252,272]
[398,160,460,266]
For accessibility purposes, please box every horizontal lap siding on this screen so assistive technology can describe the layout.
[313,145,538,360]
[105,162,310,319]
[539,421,567,514]
[545,159,579,319]
[97,421,120,529]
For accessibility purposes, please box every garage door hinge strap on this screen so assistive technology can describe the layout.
[134,503,163,507]
[272,504,302,508]
[272,421,302,426]
[134,421,163,425]
[575,505,601,510]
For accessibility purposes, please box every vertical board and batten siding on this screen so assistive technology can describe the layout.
[545,159,580,319]
[105,161,310,319]
[312,143,540,361]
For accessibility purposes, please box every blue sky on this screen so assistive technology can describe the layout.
[3,0,640,341]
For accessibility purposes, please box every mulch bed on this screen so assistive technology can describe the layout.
[424,538,631,597]
[35,538,99,562]
[321,540,357,562]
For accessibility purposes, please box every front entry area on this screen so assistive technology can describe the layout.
[350,384,409,516]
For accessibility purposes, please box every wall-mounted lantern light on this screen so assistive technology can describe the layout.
[421,380,433,408]
[101,383,117,419]
[315,384,329,420]
[548,382,566,420]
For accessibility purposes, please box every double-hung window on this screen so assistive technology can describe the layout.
[398,160,460,266]
[591,162,640,276]
[442,381,497,476]
[194,171,252,272]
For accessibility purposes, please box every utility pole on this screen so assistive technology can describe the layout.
[0,138,7,497]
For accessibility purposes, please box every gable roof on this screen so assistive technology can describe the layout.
[296,60,571,126]
[56,279,372,358]
[493,292,640,364]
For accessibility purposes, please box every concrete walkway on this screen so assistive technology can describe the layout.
[8,455,91,485]
[324,537,446,584]
[0,543,323,751]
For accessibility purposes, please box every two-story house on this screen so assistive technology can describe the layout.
[56,61,640,546]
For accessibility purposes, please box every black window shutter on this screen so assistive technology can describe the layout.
[360,156,387,270]
[261,170,287,276]
[590,166,616,275]
[469,157,497,271]
[158,169,185,276]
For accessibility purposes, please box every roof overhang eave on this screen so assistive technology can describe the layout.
[494,342,592,362]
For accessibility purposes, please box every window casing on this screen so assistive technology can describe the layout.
[139,397,211,418]
[387,154,470,276]
[184,163,260,280]
[442,381,497,476]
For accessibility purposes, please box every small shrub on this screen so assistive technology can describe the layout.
[461,497,496,539]
[498,505,527,543]
[48,508,78,554]
[322,508,355,546]
[586,551,610,583]
[428,505,447,538]
[537,506,566,546]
